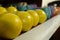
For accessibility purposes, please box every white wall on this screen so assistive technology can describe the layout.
[42,0,57,7]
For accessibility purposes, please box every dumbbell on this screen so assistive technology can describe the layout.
[48,6,54,17]
[26,5,32,10]
[41,7,51,19]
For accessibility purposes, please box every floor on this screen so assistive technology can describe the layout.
[50,27,60,40]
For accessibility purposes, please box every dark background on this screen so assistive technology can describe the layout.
[0,0,42,7]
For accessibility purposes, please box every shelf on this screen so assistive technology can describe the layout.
[14,15,60,40]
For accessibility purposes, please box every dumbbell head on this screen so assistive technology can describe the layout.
[48,6,54,17]
[41,7,51,19]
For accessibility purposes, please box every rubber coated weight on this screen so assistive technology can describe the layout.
[36,9,47,23]
[17,6,27,11]
[41,7,51,19]
[26,5,32,10]
[48,7,51,18]
[49,6,54,17]
[54,7,59,16]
